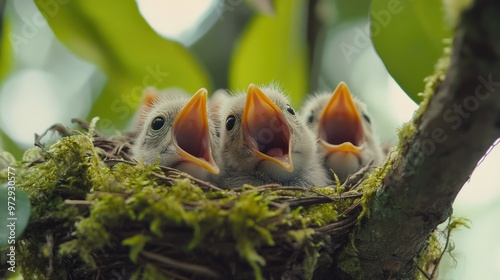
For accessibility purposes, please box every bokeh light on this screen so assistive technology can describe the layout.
[137,0,217,46]
[0,70,67,147]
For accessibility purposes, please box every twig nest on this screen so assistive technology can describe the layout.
[1,119,366,279]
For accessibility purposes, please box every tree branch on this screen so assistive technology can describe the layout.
[343,0,500,278]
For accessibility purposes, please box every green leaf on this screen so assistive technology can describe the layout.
[335,0,372,21]
[33,0,211,129]
[0,20,12,83]
[1,21,23,157]
[0,130,22,159]
[0,184,31,247]
[229,0,308,108]
[370,0,451,102]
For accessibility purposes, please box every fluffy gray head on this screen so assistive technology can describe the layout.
[216,84,328,187]
[131,92,190,167]
[131,88,220,180]
[128,87,189,135]
[300,86,384,181]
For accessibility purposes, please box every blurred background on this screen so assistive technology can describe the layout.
[0,0,499,278]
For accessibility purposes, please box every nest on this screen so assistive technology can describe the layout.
[0,118,371,280]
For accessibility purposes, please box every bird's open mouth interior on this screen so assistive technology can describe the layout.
[171,89,219,175]
[318,82,365,150]
[174,123,211,162]
[320,114,364,147]
[247,115,290,160]
[243,84,293,171]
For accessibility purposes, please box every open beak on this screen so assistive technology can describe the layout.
[242,84,293,172]
[318,82,364,155]
[172,88,220,174]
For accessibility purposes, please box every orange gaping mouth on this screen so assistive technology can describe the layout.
[242,84,293,172]
[172,88,220,174]
[318,82,364,154]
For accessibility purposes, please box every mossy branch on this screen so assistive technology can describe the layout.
[341,0,500,278]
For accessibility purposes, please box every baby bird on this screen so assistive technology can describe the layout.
[128,87,187,136]
[132,88,220,180]
[301,82,384,182]
[208,88,231,139]
[215,84,329,188]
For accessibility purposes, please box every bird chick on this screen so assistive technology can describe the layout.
[128,87,188,136]
[131,88,220,180]
[208,88,231,139]
[216,84,329,188]
[301,82,384,182]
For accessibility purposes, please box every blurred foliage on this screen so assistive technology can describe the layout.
[230,0,308,107]
[0,131,20,157]
[371,0,451,102]
[333,0,372,22]
[33,0,211,131]
[0,0,451,152]
[0,185,31,247]
[189,3,253,92]
[0,19,11,82]
[0,18,17,155]
[245,0,275,15]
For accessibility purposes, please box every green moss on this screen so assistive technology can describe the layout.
[123,234,151,263]
[299,186,348,226]
[60,218,110,267]
[448,216,471,231]
[397,122,417,152]
[22,134,94,192]
[414,42,452,122]
[227,190,283,279]
[22,146,43,163]
[357,155,395,220]
[16,236,65,279]
[303,204,338,226]
[286,228,315,244]
[312,185,344,196]
[142,263,170,280]
[3,128,365,279]
[416,216,471,279]
[337,232,363,279]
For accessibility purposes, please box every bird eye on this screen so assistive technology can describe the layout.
[362,113,371,124]
[307,112,314,124]
[226,115,236,131]
[286,104,296,115]
[151,116,165,130]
